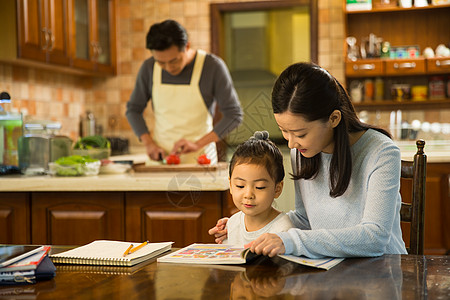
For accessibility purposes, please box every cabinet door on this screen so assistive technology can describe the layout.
[0,193,30,244]
[46,0,70,65]
[68,0,115,74]
[16,0,69,65]
[31,192,124,245]
[126,191,224,248]
[93,0,115,74]
[16,0,47,62]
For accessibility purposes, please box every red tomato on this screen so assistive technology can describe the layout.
[197,154,211,165]
[166,154,180,165]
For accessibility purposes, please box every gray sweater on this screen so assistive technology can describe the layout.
[126,52,243,139]
[278,129,408,258]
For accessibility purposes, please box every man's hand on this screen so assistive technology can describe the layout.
[171,138,199,155]
[208,218,229,244]
[140,133,165,161]
[145,142,165,161]
[245,233,285,257]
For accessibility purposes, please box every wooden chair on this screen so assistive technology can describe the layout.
[400,139,427,255]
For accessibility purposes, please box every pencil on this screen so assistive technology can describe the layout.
[129,241,149,254]
[123,244,133,257]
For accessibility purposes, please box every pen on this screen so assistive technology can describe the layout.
[128,241,149,255]
[123,244,133,257]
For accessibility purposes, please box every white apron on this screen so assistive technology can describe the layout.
[152,50,217,164]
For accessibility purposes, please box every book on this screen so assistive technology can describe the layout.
[0,245,45,268]
[0,256,56,285]
[50,240,173,267]
[157,244,344,270]
[0,246,51,273]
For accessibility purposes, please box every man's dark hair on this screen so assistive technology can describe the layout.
[146,20,188,51]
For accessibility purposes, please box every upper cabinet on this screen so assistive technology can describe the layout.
[343,2,450,111]
[68,0,116,74]
[0,0,116,76]
[16,0,69,65]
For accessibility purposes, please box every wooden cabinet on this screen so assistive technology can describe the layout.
[0,193,30,244]
[0,189,229,246]
[0,0,115,75]
[31,192,124,245]
[16,0,70,65]
[344,3,450,112]
[126,192,226,248]
[67,0,116,74]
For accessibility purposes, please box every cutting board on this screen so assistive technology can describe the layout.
[133,162,228,173]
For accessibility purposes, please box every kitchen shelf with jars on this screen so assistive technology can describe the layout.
[343,0,450,111]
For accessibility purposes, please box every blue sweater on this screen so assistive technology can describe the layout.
[278,129,408,258]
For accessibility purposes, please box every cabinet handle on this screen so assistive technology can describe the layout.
[394,62,416,69]
[436,60,450,67]
[353,64,375,71]
[47,30,54,51]
[41,28,49,50]
[90,41,97,60]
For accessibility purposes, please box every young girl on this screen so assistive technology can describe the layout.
[210,62,407,258]
[225,131,293,245]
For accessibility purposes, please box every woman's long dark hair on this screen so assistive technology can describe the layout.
[272,62,391,197]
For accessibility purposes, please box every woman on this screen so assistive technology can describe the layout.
[209,62,407,258]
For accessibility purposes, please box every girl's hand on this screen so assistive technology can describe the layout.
[245,233,285,257]
[208,218,229,244]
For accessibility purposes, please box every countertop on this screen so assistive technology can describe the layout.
[1,140,448,193]
[0,161,229,192]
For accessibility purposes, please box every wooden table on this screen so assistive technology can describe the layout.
[0,246,448,299]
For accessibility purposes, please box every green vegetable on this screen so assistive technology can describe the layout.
[55,155,98,165]
[52,155,100,176]
[74,136,111,150]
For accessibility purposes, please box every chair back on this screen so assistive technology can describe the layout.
[400,139,427,255]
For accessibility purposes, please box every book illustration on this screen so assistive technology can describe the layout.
[172,245,244,261]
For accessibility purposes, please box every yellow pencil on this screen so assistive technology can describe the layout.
[129,241,149,254]
[123,244,133,257]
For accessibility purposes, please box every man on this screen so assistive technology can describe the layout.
[126,20,243,164]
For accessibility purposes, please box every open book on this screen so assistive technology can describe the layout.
[157,244,344,270]
[50,240,173,267]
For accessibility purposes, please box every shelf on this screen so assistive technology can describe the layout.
[345,4,450,14]
[353,99,450,111]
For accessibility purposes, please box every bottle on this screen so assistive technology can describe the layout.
[80,111,96,137]
[364,79,374,101]
[375,77,384,101]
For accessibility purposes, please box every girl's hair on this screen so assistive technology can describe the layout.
[146,19,188,51]
[272,62,391,197]
[229,131,285,184]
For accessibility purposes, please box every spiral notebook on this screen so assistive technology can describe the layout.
[50,240,173,267]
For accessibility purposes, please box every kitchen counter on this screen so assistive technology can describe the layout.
[0,167,229,192]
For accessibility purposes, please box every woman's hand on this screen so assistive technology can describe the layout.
[245,233,285,257]
[208,218,229,244]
